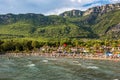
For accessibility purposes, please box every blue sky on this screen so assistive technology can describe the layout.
[0,0,120,15]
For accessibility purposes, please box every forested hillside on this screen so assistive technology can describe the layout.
[0,3,120,39]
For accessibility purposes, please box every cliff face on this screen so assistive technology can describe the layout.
[59,10,84,17]
[107,23,120,33]
[60,3,120,17]
[84,3,120,16]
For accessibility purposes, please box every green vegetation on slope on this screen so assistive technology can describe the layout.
[0,6,120,39]
[92,10,120,34]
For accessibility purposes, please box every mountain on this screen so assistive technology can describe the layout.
[0,14,90,38]
[0,3,120,39]
[60,3,120,17]
[60,3,120,39]
[59,10,84,17]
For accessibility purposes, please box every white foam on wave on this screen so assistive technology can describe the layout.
[113,79,119,80]
[46,58,57,61]
[73,61,79,63]
[49,59,57,61]
[76,63,82,66]
[27,64,35,67]
[87,66,99,69]
[42,60,48,63]
[72,61,82,66]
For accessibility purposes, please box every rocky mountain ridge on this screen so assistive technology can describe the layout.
[60,3,120,17]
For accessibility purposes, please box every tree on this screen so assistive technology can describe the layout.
[22,40,33,51]
[32,41,40,49]
[1,40,15,51]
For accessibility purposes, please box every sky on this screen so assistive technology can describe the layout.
[0,0,120,15]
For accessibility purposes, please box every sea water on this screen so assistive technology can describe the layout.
[0,56,120,80]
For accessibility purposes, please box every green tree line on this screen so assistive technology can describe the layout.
[0,39,120,54]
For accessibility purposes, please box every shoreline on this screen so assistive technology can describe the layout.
[0,52,120,61]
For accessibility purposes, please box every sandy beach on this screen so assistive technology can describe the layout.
[1,52,120,62]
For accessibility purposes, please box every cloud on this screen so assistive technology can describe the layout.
[44,0,104,15]
[45,3,102,15]
[0,0,119,15]
[110,0,120,3]
[70,0,98,4]
[71,0,76,2]
[70,0,82,3]
[45,7,75,15]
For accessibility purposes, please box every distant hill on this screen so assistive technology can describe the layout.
[0,3,120,39]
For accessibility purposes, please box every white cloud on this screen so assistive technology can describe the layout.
[45,7,75,15]
[78,0,82,3]
[110,0,120,3]
[25,0,49,4]
[71,0,76,2]
[0,0,120,14]
[45,1,103,15]
[70,0,89,3]
[70,0,96,3]
[71,0,81,3]
[45,0,99,15]
[80,0,96,4]
[45,7,89,15]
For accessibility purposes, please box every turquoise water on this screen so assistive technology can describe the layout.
[0,56,120,80]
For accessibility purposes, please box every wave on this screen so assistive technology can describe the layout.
[73,61,79,63]
[27,64,35,67]
[72,61,82,66]
[113,79,119,80]
[47,58,57,61]
[42,60,48,63]
[87,66,99,69]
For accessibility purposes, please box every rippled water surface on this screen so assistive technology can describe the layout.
[0,56,120,80]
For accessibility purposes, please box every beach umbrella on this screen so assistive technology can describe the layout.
[63,43,67,47]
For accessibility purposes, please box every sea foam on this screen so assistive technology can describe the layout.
[87,66,99,69]
[42,60,48,63]
[27,64,35,67]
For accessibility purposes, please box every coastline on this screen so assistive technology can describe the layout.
[0,52,120,61]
